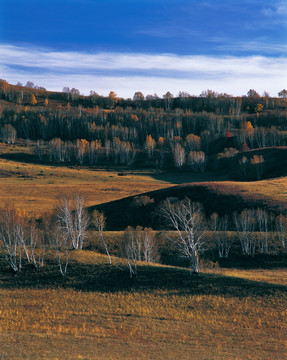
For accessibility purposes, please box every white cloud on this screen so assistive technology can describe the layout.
[262,1,287,16]
[0,44,286,97]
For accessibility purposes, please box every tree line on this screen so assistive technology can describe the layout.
[1,106,287,172]
[0,196,286,276]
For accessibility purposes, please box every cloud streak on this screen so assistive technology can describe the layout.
[0,44,286,97]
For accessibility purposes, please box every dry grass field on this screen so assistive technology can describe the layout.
[1,143,287,221]
[0,157,172,218]
[0,142,286,360]
[0,252,286,360]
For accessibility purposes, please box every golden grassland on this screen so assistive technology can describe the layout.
[0,157,172,217]
[0,252,286,360]
[0,143,286,359]
[1,142,287,218]
[203,179,287,214]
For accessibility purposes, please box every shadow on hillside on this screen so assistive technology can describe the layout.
[0,152,221,183]
[0,260,286,298]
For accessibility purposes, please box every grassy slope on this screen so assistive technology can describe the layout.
[1,143,287,224]
[0,144,174,217]
[0,251,286,360]
[92,177,287,230]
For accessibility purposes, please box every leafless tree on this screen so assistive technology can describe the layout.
[142,227,157,263]
[255,208,269,254]
[122,226,138,278]
[234,209,256,256]
[57,194,90,250]
[122,226,157,275]
[159,198,207,273]
[0,209,43,271]
[275,214,286,252]
[1,124,17,144]
[93,210,111,264]
[0,209,22,271]
[210,213,232,258]
[173,143,186,168]
[254,127,267,148]
[48,224,69,276]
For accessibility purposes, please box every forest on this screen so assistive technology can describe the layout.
[1,79,287,177]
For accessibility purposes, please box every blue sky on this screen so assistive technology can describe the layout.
[0,0,286,97]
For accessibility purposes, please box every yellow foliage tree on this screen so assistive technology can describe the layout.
[30,94,37,106]
[158,136,164,145]
[243,121,254,133]
[145,135,156,158]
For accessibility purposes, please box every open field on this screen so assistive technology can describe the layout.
[0,157,172,218]
[1,143,287,221]
[0,252,286,360]
[0,141,286,359]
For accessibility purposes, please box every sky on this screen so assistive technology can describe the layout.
[0,0,286,98]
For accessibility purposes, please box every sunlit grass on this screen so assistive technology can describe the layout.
[0,252,286,360]
[1,143,287,219]
[0,156,171,217]
[0,143,286,359]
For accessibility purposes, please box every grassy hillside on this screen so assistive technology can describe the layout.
[212,146,287,180]
[91,177,287,230]
[1,142,287,222]
[0,251,286,360]
[0,143,176,217]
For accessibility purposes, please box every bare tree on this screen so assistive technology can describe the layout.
[122,225,158,277]
[48,224,69,276]
[210,213,232,258]
[1,124,17,144]
[57,194,90,250]
[234,209,256,256]
[122,226,138,278]
[93,210,111,264]
[159,198,206,273]
[275,214,286,252]
[0,209,22,271]
[255,208,269,254]
[0,209,42,271]
[142,227,157,263]
[173,143,186,168]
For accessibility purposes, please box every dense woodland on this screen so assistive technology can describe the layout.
[0,80,287,178]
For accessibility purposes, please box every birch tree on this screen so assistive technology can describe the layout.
[275,214,286,252]
[159,198,206,273]
[255,208,269,254]
[57,194,90,250]
[234,209,256,256]
[0,209,42,271]
[122,226,138,278]
[1,124,17,144]
[210,213,232,258]
[93,210,111,264]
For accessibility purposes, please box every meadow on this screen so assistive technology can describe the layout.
[1,143,287,219]
[0,252,286,360]
[0,143,286,360]
[0,143,175,217]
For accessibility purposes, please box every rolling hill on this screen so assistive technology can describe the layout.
[90,177,287,230]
